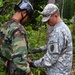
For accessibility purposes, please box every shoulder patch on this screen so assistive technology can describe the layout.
[50,44,54,52]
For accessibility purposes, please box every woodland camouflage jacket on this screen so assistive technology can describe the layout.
[0,19,30,74]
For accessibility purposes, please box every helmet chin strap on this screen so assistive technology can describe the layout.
[20,12,27,23]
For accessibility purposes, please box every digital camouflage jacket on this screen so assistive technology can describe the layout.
[34,21,73,75]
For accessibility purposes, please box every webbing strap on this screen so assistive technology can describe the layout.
[11,27,29,51]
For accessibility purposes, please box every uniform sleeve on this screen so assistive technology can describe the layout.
[11,27,30,73]
[39,45,47,51]
[34,32,64,68]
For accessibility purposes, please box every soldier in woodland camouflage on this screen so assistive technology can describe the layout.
[0,0,33,75]
[29,3,73,75]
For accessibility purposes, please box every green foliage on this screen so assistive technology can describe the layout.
[64,0,75,19]
[0,0,3,7]
[63,18,73,25]
[0,58,6,75]
[68,23,75,53]
[0,14,10,25]
[26,25,46,50]
[63,0,71,19]
[25,25,46,75]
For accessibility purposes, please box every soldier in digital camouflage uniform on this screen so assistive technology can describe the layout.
[29,3,73,75]
[0,0,33,75]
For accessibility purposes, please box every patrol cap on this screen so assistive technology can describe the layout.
[14,0,34,17]
[41,3,59,22]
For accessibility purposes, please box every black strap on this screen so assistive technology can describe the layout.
[11,28,29,51]
[12,54,23,61]
[20,13,27,23]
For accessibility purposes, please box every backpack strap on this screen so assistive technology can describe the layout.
[11,27,29,51]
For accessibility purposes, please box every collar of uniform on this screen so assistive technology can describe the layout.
[53,20,63,30]
[8,18,19,23]
[49,20,63,34]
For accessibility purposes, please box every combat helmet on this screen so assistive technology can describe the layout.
[14,0,34,17]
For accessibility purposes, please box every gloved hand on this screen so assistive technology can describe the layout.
[31,48,42,53]
[29,61,37,68]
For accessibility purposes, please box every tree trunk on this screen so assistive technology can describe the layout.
[48,0,55,3]
[61,0,64,18]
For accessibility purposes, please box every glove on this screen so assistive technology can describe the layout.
[29,62,37,68]
[31,48,42,53]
